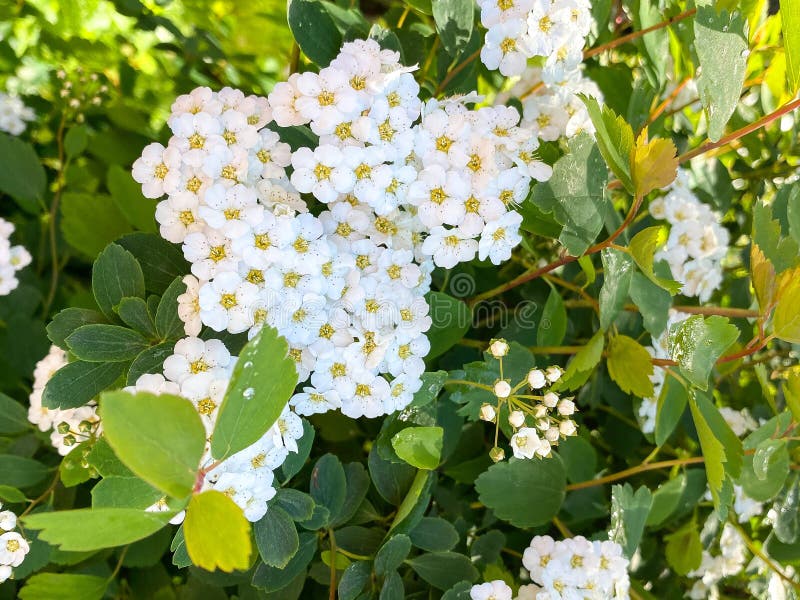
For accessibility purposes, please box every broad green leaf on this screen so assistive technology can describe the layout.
[66,324,149,362]
[409,517,460,552]
[0,485,27,503]
[475,456,566,527]
[647,475,688,527]
[23,508,171,552]
[331,462,370,527]
[184,490,252,572]
[664,520,703,575]
[274,488,315,522]
[781,0,800,93]
[739,439,790,502]
[155,276,187,340]
[411,371,448,407]
[99,390,206,499]
[368,446,416,505]
[628,226,681,293]
[426,292,471,359]
[127,341,175,385]
[607,334,654,398]
[556,330,605,391]
[391,469,434,531]
[288,0,342,67]
[252,532,317,592]
[773,266,800,343]
[610,484,652,559]
[309,453,346,525]
[655,372,689,446]
[0,133,46,213]
[61,193,133,258]
[599,248,633,330]
[629,272,671,337]
[635,0,669,86]
[580,95,634,192]
[255,506,299,569]
[631,131,678,197]
[19,573,107,600]
[46,307,107,349]
[116,297,157,338]
[774,473,800,543]
[107,164,158,233]
[380,571,405,600]
[537,286,567,347]
[558,435,598,484]
[0,392,30,434]
[670,315,739,389]
[92,243,145,321]
[91,476,163,509]
[280,419,315,483]
[432,0,473,57]
[407,552,479,590]
[391,426,443,470]
[753,199,799,274]
[64,125,88,157]
[116,233,189,295]
[338,561,372,600]
[532,133,609,255]
[375,534,412,576]
[42,360,127,410]
[694,6,749,141]
[0,456,48,488]
[210,325,297,460]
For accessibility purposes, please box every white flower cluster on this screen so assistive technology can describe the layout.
[522,535,631,599]
[27,345,100,456]
[0,217,31,296]
[0,505,28,584]
[0,92,34,136]
[649,170,729,302]
[477,0,592,78]
[133,39,551,422]
[125,336,304,522]
[687,522,747,599]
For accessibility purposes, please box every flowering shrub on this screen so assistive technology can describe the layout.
[0,0,800,599]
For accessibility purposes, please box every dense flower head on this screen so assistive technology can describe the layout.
[0,217,31,296]
[0,92,34,136]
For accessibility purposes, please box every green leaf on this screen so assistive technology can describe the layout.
[368,446,416,505]
[99,390,206,499]
[599,248,634,330]
[331,462,370,527]
[23,508,171,551]
[774,474,800,543]
[411,371,448,408]
[61,193,133,258]
[670,315,739,390]
[107,164,158,233]
[210,326,297,460]
[0,392,30,434]
[537,286,567,347]
[92,243,146,321]
[252,532,317,592]
[774,266,800,343]
[628,226,681,293]
[0,485,27,503]
[558,435,598,483]
[694,6,749,142]
[647,475,688,528]
[255,506,299,569]
[280,419,315,483]
[309,453,346,525]
[0,456,48,488]
[380,571,404,600]
[91,476,163,509]
[116,297,157,338]
[407,552,479,590]
[155,276,187,340]
[46,308,108,349]
[739,439,790,502]
[127,341,175,385]
[629,272,672,337]
[426,292,471,359]
[531,133,609,255]
[288,0,342,67]
[655,372,689,446]
[375,534,412,576]
[607,334,654,398]
[19,573,107,600]
[782,0,800,93]
[664,520,703,575]
[631,132,678,197]
[275,489,315,522]
[432,0,473,57]
[556,330,605,391]
[409,517,460,552]
[610,484,652,558]
[391,426,443,470]
[64,125,88,157]
[42,360,126,410]
[65,324,149,362]
[580,95,634,192]
[475,456,566,527]
[184,490,252,572]
[115,233,189,295]
[753,199,799,274]
[0,133,46,213]
[338,561,372,600]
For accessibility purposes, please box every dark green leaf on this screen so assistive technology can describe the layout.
[375,534,411,576]
[116,297,157,338]
[426,292,471,359]
[66,324,149,362]
[671,315,739,390]
[288,0,342,67]
[610,484,652,558]
[0,456,48,488]
[92,243,145,321]
[537,286,567,347]
[432,0,473,57]
[409,517,459,552]
[0,133,46,212]
[407,552,479,590]
[156,276,187,340]
[46,308,108,349]
[0,392,30,434]
[309,453,346,525]
[42,360,127,409]
[255,506,299,568]
[19,573,107,600]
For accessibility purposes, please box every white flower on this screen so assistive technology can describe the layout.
[0,532,28,567]
[557,399,575,416]
[0,511,16,532]
[421,226,478,268]
[478,211,523,264]
[509,410,526,428]
[178,275,203,336]
[295,67,361,132]
[494,380,512,399]
[470,580,513,600]
[489,338,510,358]
[481,20,531,77]
[480,403,497,422]
[510,427,541,459]
[132,142,182,199]
[527,369,546,389]
[198,271,260,333]
[290,145,350,203]
[290,386,342,416]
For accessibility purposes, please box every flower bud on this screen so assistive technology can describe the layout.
[480,403,497,422]
[535,439,552,457]
[533,404,548,419]
[545,426,560,442]
[545,366,562,383]
[489,338,509,358]
[559,419,577,436]
[557,399,575,416]
[527,369,546,389]
[536,418,550,431]
[543,392,559,408]
[493,380,511,399]
[508,410,525,428]
[489,446,505,462]
[56,421,71,434]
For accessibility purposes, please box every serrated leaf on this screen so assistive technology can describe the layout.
[391,426,443,470]
[631,131,678,197]
[751,244,777,312]
[782,0,800,93]
[628,226,681,293]
[607,334,654,398]
[610,484,652,559]
[753,199,799,274]
[670,315,739,390]
[184,490,252,572]
[581,95,634,192]
[773,266,800,343]
[556,330,605,391]
[92,243,145,321]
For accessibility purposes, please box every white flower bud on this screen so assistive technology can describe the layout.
[543,392,559,408]
[509,410,526,428]
[536,418,550,431]
[557,399,575,416]
[535,438,552,457]
[533,404,548,419]
[545,366,562,383]
[0,511,16,532]
[489,446,505,462]
[480,403,497,422]
[494,380,512,399]
[527,369,546,389]
[545,427,560,442]
[489,338,509,358]
[559,419,577,436]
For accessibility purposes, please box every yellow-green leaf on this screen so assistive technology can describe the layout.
[607,335,654,398]
[773,266,800,343]
[781,0,800,93]
[628,226,681,294]
[631,130,678,197]
[184,490,252,572]
[751,244,777,313]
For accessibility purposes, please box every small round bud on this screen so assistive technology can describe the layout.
[63,434,76,447]
[543,392,559,408]
[535,439,552,457]
[559,419,577,436]
[545,366,562,383]
[536,418,550,431]
[557,399,575,416]
[533,404,548,419]
[489,338,509,358]
[545,426,560,442]
[493,380,512,399]
[489,446,505,462]
[479,403,497,422]
[508,410,525,428]
[56,421,71,434]
[78,420,93,433]
[527,369,546,389]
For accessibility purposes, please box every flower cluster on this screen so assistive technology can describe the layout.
[0,217,31,295]
[0,92,34,136]
[27,345,100,455]
[126,335,303,522]
[687,522,747,599]
[650,169,729,302]
[479,339,578,462]
[0,505,28,584]
[477,0,592,78]
[522,535,631,599]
